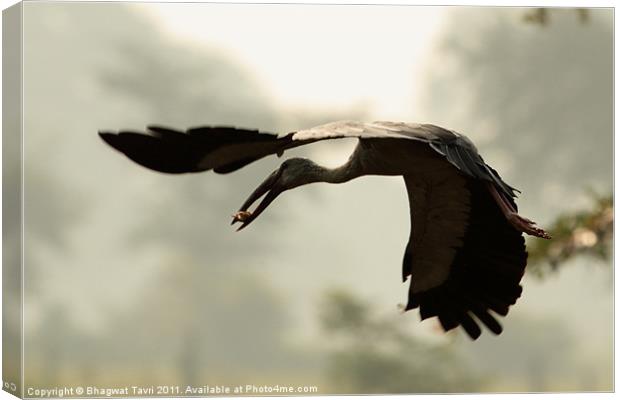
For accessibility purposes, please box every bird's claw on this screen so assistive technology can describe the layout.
[508,213,551,239]
[231,211,252,225]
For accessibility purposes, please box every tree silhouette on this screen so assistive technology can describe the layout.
[523,8,590,26]
[527,192,612,275]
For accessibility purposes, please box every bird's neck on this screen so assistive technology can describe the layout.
[316,158,362,184]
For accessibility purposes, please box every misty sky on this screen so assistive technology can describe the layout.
[140,3,445,120]
[16,3,613,392]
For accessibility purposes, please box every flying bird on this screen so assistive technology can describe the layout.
[99,120,549,340]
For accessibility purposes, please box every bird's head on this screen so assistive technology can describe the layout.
[231,158,319,231]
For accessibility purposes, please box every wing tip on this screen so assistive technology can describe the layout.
[98,131,119,149]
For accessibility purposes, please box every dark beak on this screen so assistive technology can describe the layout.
[231,168,284,231]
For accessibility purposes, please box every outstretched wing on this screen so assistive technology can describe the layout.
[99,120,518,203]
[402,169,527,340]
[99,121,430,174]
[99,125,289,174]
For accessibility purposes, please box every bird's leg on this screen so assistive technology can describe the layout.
[487,183,551,239]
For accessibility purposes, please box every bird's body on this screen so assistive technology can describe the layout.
[99,120,549,339]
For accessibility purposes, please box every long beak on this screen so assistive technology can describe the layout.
[231,169,283,231]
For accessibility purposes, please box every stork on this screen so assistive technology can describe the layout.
[99,121,549,340]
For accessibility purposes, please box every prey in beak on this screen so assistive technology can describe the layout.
[231,168,284,231]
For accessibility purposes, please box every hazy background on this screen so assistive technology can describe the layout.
[16,3,612,393]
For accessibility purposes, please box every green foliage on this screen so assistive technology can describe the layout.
[319,290,480,394]
[527,192,612,276]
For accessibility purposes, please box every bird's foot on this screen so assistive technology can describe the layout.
[507,212,551,239]
[231,210,252,225]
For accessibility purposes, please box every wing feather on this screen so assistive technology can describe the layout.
[99,120,516,207]
[403,178,527,340]
[99,126,290,174]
